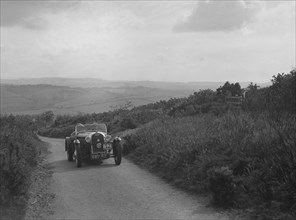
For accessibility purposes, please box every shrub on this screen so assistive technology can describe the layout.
[0,115,39,211]
[38,125,74,138]
[120,117,137,130]
[208,166,235,207]
[122,112,296,219]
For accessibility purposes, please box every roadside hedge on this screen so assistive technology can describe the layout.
[37,125,74,138]
[0,115,39,218]
[122,112,296,219]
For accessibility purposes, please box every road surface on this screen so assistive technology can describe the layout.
[41,136,230,219]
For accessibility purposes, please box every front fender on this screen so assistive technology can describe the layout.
[113,136,121,143]
[73,139,81,152]
[73,139,80,144]
[112,138,122,156]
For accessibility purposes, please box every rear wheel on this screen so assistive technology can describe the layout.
[113,142,122,165]
[75,143,82,167]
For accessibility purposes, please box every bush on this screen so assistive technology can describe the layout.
[120,117,137,130]
[122,112,296,219]
[208,166,235,207]
[244,69,296,113]
[0,115,39,218]
[38,125,74,138]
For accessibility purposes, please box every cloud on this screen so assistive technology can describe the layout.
[173,0,260,32]
[244,2,295,36]
[1,1,294,82]
[0,0,79,30]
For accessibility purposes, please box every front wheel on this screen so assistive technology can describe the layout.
[74,143,82,167]
[113,142,122,165]
[67,146,73,161]
[67,142,73,161]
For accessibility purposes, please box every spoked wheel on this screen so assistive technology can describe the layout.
[67,146,73,161]
[66,141,73,161]
[113,142,122,165]
[74,143,82,167]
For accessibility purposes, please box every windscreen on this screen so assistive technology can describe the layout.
[96,123,107,133]
[75,123,107,133]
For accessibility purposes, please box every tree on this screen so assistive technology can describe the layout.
[243,68,296,112]
[247,82,259,91]
[217,82,242,97]
[269,69,296,112]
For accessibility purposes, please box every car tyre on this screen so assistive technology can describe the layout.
[67,146,73,162]
[67,141,73,162]
[75,143,82,167]
[113,142,122,165]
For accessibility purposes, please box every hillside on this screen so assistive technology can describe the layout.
[1,77,271,90]
[0,77,271,115]
[0,84,194,115]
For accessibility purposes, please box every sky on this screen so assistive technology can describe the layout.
[0,0,295,83]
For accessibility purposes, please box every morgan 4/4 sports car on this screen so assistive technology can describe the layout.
[65,123,122,167]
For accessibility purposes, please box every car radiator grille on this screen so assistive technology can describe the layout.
[91,133,104,153]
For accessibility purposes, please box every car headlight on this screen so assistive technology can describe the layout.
[105,135,112,142]
[85,135,91,143]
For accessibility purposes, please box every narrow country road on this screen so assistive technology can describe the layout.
[41,136,230,219]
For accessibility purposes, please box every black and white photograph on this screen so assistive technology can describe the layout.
[0,0,295,219]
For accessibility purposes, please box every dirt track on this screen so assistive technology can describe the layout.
[41,136,230,219]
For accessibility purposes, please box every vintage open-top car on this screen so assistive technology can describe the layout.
[65,123,122,167]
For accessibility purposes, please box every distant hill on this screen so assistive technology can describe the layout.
[0,78,271,115]
[0,84,194,115]
[1,77,270,90]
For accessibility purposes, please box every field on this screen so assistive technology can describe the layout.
[1,77,260,90]
[0,84,193,115]
[1,78,271,116]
